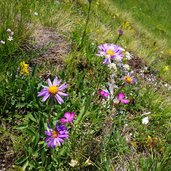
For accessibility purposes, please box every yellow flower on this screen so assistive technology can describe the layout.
[130,141,138,147]
[146,136,159,149]
[167,49,171,56]
[164,65,170,71]
[20,61,29,75]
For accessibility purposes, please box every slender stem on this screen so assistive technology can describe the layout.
[48,97,55,124]
[115,35,121,44]
[78,1,92,50]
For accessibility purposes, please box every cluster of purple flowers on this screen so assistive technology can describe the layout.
[38,77,75,148]
[45,112,75,148]
[97,43,136,105]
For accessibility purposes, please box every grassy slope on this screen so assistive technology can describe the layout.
[0,0,171,170]
[110,0,171,82]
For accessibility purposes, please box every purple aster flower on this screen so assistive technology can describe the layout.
[98,89,109,98]
[117,92,130,104]
[38,77,68,104]
[60,112,75,124]
[97,43,124,64]
[45,122,69,148]
[122,73,136,84]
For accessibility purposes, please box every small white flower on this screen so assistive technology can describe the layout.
[8,36,13,41]
[34,12,38,16]
[126,52,132,60]
[108,83,118,95]
[108,63,117,71]
[69,159,79,167]
[6,28,12,33]
[123,64,130,70]
[142,116,149,125]
[0,40,5,44]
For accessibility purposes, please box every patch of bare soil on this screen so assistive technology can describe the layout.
[0,137,15,171]
[30,26,70,67]
[128,54,171,91]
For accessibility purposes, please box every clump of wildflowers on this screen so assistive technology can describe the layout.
[38,77,68,104]
[45,122,69,148]
[20,61,29,75]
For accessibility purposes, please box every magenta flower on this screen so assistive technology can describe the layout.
[38,77,68,104]
[45,122,69,148]
[97,43,124,64]
[117,92,130,104]
[60,112,75,124]
[98,89,109,98]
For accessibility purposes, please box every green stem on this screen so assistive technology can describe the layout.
[48,98,54,124]
[78,1,92,50]
[115,35,121,44]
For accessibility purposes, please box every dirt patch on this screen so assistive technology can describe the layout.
[0,137,15,171]
[30,26,70,67]
[128,54,171,91]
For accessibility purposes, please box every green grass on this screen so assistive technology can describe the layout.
[0,0,171,170]
[113,0,171,46]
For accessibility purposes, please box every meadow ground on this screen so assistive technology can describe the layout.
[0,0,171,170]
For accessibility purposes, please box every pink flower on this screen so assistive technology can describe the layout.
[60,112,75,124]
[117,92,130,104]
[98,89,109,98]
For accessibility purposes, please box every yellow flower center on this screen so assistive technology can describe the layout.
[106,49,115,56]
[124,76,132,83]
[52,130,59,138]
[48,85,58,95]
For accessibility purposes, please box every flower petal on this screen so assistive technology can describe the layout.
[53,77,58,86]
[55,94,64,104]
[58,92,68,97]
[47,78,52,86]
[117,93,125,100]
[120,99,130,104]
[60,118,68,124]
[64,112,71,119]
[59,83,68,91]
[38,89,48,97]
[42,93,50,102]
